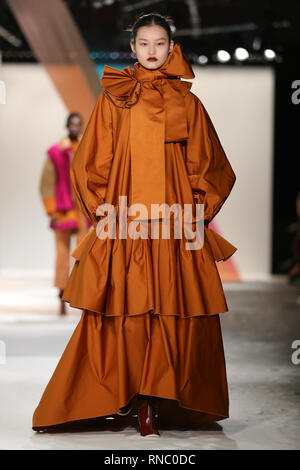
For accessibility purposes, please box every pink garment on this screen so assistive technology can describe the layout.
[46,141,93,231]
[47,142,74,212]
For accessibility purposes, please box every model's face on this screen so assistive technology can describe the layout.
[67,116,82,138]
[130,25,174,70]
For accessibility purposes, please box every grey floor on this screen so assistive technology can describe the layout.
[0,277,299,450]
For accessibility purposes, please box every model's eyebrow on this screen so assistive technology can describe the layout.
[137,38,167,41]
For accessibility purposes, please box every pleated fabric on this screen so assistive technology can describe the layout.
[32,44,237,431]
[61,139,237,317]
[32,310,229,429]
[62,220,234,318]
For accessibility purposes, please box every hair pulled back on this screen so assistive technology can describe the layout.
[125,12,175,44]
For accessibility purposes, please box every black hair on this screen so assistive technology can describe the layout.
[66,112,82,128]
[125,12,175,44]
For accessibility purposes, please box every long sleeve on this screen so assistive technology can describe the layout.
[39,155,56,215]
[70,91,114,224]
[185,94,236,223]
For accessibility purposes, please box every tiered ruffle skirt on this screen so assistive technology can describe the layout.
[32,218,236,429]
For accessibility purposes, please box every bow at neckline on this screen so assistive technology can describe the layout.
[100,43,195,220]
[100,43,195,106]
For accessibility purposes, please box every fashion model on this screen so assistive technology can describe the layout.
[39,113,93,314]
[33,12,237,437]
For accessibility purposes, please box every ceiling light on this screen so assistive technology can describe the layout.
[216,50,231,63]
[234,47,249,61]
[198,55,208,64]
[264,49,276,60]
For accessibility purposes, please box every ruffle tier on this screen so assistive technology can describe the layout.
[32,310,229,430]
[62,219,237,317]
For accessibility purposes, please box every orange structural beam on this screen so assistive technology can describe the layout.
[7,0,101,123]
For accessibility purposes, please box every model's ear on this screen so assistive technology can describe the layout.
[169,40,174,53]
[130,41,136,54]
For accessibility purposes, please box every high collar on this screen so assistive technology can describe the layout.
[100,43,195,220]
[100,43,195,108]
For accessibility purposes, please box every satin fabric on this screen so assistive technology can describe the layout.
[32,43,237,431]
[32,311,229,430]
[101,43,194,219]
[61,56,237,315]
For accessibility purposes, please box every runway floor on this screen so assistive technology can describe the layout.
[0,277,299,450]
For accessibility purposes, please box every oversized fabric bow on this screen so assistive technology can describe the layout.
[100,43,195,220]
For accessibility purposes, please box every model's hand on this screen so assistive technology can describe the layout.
[49,213,59,226]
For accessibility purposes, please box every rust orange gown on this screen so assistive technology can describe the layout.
[32,43,237,430]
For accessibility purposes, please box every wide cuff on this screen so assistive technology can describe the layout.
[205,226,237,262]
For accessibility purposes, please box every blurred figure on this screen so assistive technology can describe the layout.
[286,190,300,285]
[39,113,93,315]
[279,189,300,306]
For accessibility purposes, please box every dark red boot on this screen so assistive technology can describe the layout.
[137,395,160,437]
